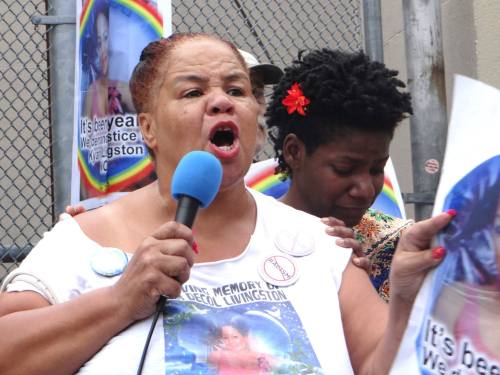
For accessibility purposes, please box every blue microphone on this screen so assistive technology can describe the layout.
[171,151,223,228]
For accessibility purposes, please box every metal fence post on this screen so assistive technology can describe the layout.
[402,0,448,220]
[362,0,384,62]
[47,0,76,220]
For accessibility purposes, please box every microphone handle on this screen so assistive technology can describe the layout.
[158,196,199,315]
[137,197,202,374]
[174,195,201,228]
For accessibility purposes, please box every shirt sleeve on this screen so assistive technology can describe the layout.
[1,217,93,304]
[310,221,352,293]
[328,242,352,293]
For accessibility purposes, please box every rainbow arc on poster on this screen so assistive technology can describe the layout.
[78,0,162,194]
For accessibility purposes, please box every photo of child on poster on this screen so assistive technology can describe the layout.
[74,0,164,205]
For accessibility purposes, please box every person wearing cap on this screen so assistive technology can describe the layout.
[238,49,283,102]
[238,49,283,155]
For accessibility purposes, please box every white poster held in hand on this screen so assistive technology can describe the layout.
[391,75,500,374]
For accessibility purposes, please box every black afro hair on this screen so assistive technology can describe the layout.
[266,49,413,176]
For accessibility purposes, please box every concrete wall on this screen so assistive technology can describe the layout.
[474,0,500,88]
[380,0,500,218]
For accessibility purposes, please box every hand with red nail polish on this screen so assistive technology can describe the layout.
[192,240,199,254]
[431,246,446,259]
[113,221,195,322]
[446,209,457,217]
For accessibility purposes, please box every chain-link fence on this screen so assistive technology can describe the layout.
[0,0,364,282]
[0,0,54,281]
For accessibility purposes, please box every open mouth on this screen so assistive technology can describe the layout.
[210,126,236,151]
[209,123,240,159]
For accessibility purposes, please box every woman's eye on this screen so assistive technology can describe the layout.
[228,87,244,96]
[184,90,202,98]
[370,168,385,176]
[332,166,353,176]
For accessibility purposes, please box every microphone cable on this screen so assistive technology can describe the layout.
[136,295,166,375]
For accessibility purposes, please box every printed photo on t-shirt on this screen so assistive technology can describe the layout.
[162,280,324,374]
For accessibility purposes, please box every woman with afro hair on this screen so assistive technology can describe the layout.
[266,49,414,301]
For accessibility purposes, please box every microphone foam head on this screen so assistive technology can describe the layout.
[171,151,223,208]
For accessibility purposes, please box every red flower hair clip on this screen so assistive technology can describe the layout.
[282,83,310,116]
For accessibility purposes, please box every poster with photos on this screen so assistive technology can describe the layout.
[392,75,500,374]
[71,0,171,209]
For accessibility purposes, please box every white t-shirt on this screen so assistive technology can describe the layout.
[3,190,353,374]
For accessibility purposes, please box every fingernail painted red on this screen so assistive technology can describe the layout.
[192,240,199,254]
[432,246,446,260]
[446,209,457,217]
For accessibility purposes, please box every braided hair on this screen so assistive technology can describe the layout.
[266,49,412,177]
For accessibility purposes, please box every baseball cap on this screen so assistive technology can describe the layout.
[238,49,283,85]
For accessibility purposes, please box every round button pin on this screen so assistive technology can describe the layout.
[275,230,315,257]
[291,232,315,257]
[274,229,296,253]
[90,248,128,277]
[258,253,300,287]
